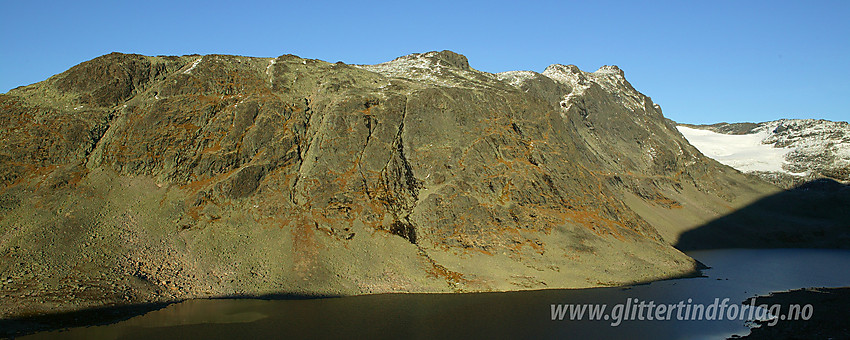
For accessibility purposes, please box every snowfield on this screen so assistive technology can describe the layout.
[677,126,800,175]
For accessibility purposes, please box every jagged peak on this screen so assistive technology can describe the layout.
[543,64,584,73]
[422,50,470,70]
[495,70,540,87]
[376,50,471,71]
[594,65,625,77]
[541,64,626,81]
[536,63,650,114]
[542,64,589,87]
[354,50,483,88]
[543,64,583,75]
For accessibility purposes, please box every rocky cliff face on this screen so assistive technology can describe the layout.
[0,51,774,318]
[679,119,850,188]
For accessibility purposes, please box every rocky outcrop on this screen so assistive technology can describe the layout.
[0,51,775,319]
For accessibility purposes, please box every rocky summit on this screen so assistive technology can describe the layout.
[0,51,778,319]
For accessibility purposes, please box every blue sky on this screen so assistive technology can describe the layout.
[1,0,847,124]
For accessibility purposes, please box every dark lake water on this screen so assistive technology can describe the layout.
[22,249,850,339]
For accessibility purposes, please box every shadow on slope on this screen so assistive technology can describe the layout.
[675,178,850,251]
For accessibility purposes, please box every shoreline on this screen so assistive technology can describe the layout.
[3,250,848,338]
[731,286,850,339]
[0,262,711,338]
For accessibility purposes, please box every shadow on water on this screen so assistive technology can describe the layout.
[0,293,338,338]
[0,302,173,339]
[12,250,850,340]
[675,178,850,251]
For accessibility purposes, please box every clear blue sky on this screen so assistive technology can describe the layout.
[1,0,847,124]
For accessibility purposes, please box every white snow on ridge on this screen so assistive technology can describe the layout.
[266,58,276,83]
[183,57,203,74]
[495,70,538,87]
[542,64,647,114]
[677,126,800,175]
[354,52,483,88]
[542,64,592,113]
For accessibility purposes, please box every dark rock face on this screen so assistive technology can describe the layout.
[0,51,774,319]
[53,53,186,107]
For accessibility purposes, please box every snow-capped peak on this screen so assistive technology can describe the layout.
[542,64,588,87]
[540,63,647,113]
[354,50,479,88]
[495,70,539,87]
[594,65,625,76]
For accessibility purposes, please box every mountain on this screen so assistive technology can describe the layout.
[678,119,850,188]
[0,51,777,320]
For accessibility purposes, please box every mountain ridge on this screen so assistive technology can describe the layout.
[1,51,778,321]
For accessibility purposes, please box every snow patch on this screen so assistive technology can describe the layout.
[542,64,587,88]
[677,126,800,175]
[266,59,276,73]
[543,64,646,113]
[542,64,592,113]
[354,52,483,88]
[496,70,538,87]
[266,58,276,83]
[183,57,203,74]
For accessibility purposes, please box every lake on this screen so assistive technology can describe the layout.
[21,249,850,339]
